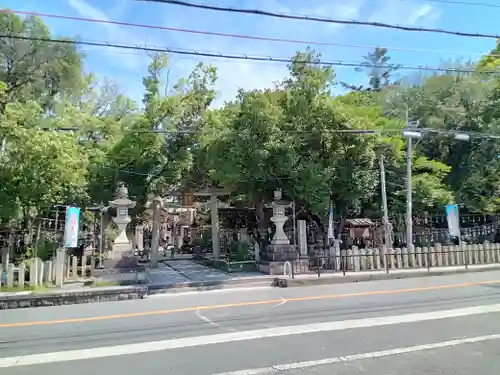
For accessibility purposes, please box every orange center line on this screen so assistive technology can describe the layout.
[1,279,499,328]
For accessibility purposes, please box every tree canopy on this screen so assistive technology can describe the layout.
[2,11,500,236]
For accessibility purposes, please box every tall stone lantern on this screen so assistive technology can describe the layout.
[262,189,301,274]
[268,189,291,245]
[109,182,136,259]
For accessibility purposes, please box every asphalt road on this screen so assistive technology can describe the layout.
[2,271,500,374]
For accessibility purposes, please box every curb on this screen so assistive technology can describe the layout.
[0,285,147,310]
[147,278,274,294]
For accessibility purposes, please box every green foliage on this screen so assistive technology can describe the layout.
[3,12,500,238]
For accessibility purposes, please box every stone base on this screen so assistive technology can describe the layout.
[258,258,309,275]
[105,243,138,269]
[262,244,297,261]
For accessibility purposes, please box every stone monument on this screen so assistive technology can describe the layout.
[108,182,136,261]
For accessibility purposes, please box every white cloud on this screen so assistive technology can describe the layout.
[368,0,441,26]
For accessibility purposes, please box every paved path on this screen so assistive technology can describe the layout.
[146,259,261,285]
[2,271,500,374]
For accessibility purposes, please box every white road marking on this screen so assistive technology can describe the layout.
[274,298,287,307]
[196,307,221,328]
[212,333,500,375]
[1,303,500,368]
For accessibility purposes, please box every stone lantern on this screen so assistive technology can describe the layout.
[261,189,303,275]
[268,189,291,245]
[108,182,136,259]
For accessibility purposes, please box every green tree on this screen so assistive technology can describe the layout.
[102,54,217,207]
[0,11,83,110]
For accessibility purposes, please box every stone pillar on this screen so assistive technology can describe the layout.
[297,220,308,257]
[136,224,144,251]
[254,242,260,262]
[210,196,220,260]
[150,197,161,268]
[44,261,53,284]
[1,247,9,271]
[55,248,65,287]
[7,263,14,287]
[37,258,44,285]
[402,247,409,268]
[71,256,78,278]
[18,263,25,287]
[29,261,38,287]
[334,239,341,271]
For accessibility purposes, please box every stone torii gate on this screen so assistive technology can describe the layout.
[146,187,230,268]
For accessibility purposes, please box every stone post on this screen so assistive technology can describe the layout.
[483,243,490,264]
[422,247,429,267]
[297,220,308,257]
[435,243,442,267]
[136,224,144,251]
[7,263,14,287]
[44,261,53,284]
[254,242,260,262]
[29,261,38,287]
[1,247,9,271]
[71,256,77,278]
[150,197,162,268]
[394,248,401,268]
[365,248,372,270]
[408,245,415,268]
[374,247,381,270]
[415,247,422,268]
[37,258,44,285]
[359,248,366,270]
[402,247,409,268]
[18,263,25,287]
[55,248,65,287]
[210,196,220,260]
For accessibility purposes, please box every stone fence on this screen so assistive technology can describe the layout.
[294,242,500,274]
[0,255,93,289]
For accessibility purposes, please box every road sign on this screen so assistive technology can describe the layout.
[445,204,461,237]
[64,206,80,248]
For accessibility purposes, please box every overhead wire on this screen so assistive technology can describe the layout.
[403,0,500,9]
[3,34,500,75]
[4,9,500,59]
[139,0,500,39]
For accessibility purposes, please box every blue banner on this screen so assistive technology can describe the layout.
[64,206,80,248]
[445,204,460,237]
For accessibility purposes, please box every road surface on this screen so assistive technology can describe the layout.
[2,271,500,374]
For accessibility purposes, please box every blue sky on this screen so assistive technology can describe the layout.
[3,0,499,106]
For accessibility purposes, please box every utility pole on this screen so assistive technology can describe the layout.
[98,206,106,269]
[379,155,391,247]
[403,108,421,247]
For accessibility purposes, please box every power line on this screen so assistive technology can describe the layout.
[406,0,500,9]
[3,34,499,75]
[139,0,500,40]
[5,9,499,59]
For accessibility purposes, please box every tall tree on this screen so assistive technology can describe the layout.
[353,47,401,92]
[0,11,84,110]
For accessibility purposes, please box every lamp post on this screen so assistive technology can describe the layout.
[402,110,421,247]
[402,117,470,247]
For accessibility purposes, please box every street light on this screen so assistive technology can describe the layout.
[403,115,421,248]
[403,123,471,247]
